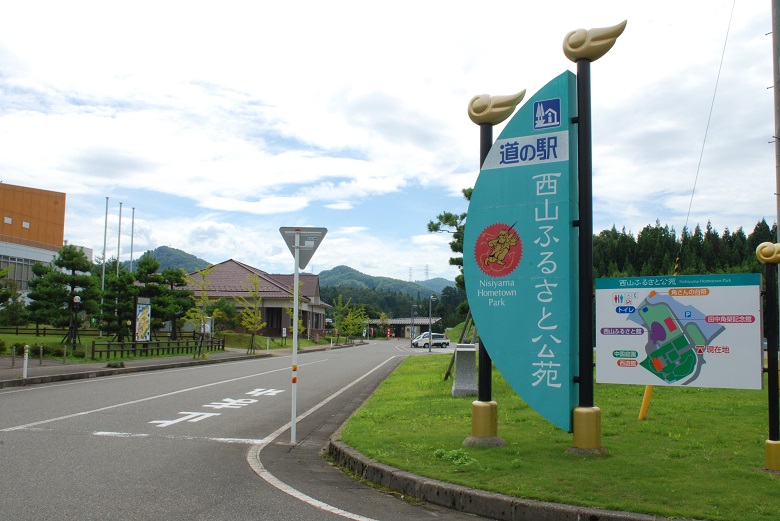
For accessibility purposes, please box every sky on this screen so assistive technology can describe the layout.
[0,1,776,282]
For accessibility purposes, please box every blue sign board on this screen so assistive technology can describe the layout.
[464,71,578,431]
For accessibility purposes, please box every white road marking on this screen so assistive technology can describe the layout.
[246,356,401,521]
[93,431,267,444]
[0,361,324,432]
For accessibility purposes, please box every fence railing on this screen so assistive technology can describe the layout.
[0,326,102,337]
[91,337,226,360]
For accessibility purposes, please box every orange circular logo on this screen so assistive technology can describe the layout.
[474,223,522,277]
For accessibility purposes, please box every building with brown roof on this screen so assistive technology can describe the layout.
[183,259,329,338]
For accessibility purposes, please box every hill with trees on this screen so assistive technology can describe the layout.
[318,265,454,297]
[124,246,210,273]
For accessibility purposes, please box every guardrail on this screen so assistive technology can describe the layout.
[91,337,225,360]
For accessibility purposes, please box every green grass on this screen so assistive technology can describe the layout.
[339,356,780,521]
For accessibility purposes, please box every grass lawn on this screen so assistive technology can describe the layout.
[339,355,780,521]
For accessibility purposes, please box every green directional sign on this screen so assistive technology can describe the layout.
[464,71,578,431]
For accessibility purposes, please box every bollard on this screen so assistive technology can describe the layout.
[39,345,43,365]
[11,345,15,368]
[23,344,29,379]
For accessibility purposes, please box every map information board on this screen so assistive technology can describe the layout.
[595,274,763,390]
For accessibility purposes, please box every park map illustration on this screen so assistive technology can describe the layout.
[627,290,725,385]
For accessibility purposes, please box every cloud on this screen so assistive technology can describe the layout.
[0,1,774,285]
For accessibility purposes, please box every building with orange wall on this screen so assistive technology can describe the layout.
[0,183,89,293]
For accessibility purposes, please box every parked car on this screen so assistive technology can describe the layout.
[412,332,449,349]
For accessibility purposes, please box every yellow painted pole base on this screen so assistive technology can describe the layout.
[569,406,606,454]
[463,401,505,447]
[766,440,780,472]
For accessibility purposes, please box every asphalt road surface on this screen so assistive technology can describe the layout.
[0,339,491,520]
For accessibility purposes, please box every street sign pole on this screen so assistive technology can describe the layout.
[291,230,300,444]
[280,226,327,445]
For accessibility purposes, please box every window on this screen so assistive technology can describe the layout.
[23,221,30,229]
[3,216,11,224]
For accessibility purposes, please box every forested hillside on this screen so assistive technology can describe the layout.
[125,246,211,273]
[318,265,454,297]
[320,284,467,330]
[594,219,776,277]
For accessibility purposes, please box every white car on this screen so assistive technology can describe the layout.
[412,332,449,349]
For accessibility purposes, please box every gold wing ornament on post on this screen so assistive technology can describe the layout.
[468,90,526,125]
[563,20,627,62]
[756,242,780,264]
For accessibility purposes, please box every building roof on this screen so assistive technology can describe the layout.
[368,317,442,325]
[183,259,314,303]
[268,273,324,306]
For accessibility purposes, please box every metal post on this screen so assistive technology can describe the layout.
[766,263,779,442]
[22,344,29,379]
[478,123,494,402]
[72,295,80,358]
[100,196,108,337]
[576,59,594,408]
[773,0,780,243]
[428,296,434,353]
[410,305,415,348]
[291,230,300,444]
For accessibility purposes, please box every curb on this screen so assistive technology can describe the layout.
[327,440,689,521]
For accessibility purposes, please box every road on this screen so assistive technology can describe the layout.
[0,339,489,520]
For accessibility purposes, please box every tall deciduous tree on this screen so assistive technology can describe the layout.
[235,273,267,353]
[184,265,216,357]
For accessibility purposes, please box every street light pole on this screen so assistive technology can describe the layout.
[410,304,415,348]
[428,295,437,353]
[70,295,81,362]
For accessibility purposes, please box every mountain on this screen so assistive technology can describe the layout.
[125,246,211,273]
[318,265,455,296]
[419,277,456,295]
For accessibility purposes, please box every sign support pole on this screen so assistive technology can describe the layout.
[563,19,627,451]
[571,57,601,451]
[279,226,326,446]
[291,230,300,444]
[756,242,780,471]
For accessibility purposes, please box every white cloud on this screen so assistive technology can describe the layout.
[0,1,775,284]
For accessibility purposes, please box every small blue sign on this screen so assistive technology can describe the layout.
[616,306,636,314]
[685,311,692,318]
[534,99,561,130]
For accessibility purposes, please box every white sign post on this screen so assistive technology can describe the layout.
[280,227,326,444]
